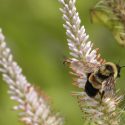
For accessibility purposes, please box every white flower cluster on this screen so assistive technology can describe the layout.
[59,0,101,64]
[0,29,63,125]
[59,0,105,89]
[59,0,123,124]
[75,91,122,125]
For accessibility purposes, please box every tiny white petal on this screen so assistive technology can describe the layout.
[1,42,6,49]
[0,32,5,41]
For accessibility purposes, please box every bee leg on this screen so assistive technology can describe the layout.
[99,91,105,104]
[101,91,105,100]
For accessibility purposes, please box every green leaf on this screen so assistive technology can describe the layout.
[91,0,125,47]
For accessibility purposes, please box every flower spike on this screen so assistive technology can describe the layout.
[59,0,123,124]
[0,29,64,125]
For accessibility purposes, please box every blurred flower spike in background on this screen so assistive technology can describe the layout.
[91,0,125,47]
[0,29,64,125]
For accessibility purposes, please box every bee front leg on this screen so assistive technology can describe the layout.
[99,91,105,103]
[101,91,105,100]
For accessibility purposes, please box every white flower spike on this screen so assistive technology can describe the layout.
[0,30,64,125]
[59,0,123,125]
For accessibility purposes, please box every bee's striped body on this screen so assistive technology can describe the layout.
[85,62,121,98]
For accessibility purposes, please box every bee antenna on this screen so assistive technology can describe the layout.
[121,66,125,68]
[116,63,125,78]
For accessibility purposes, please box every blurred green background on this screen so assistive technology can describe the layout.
[0,0,125,125]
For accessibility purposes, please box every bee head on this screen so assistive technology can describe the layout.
[103,62,118,79]
[98,62,125,80]
[100,62,117,77]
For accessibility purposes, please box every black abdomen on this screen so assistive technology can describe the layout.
[85,80,99,97]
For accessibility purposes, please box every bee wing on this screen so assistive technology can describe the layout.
[102,77,116,97]
[82,61,101,73]
[65,58,100,75]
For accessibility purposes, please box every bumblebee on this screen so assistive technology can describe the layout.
[85,62,123,98]
[65,58,125,99]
